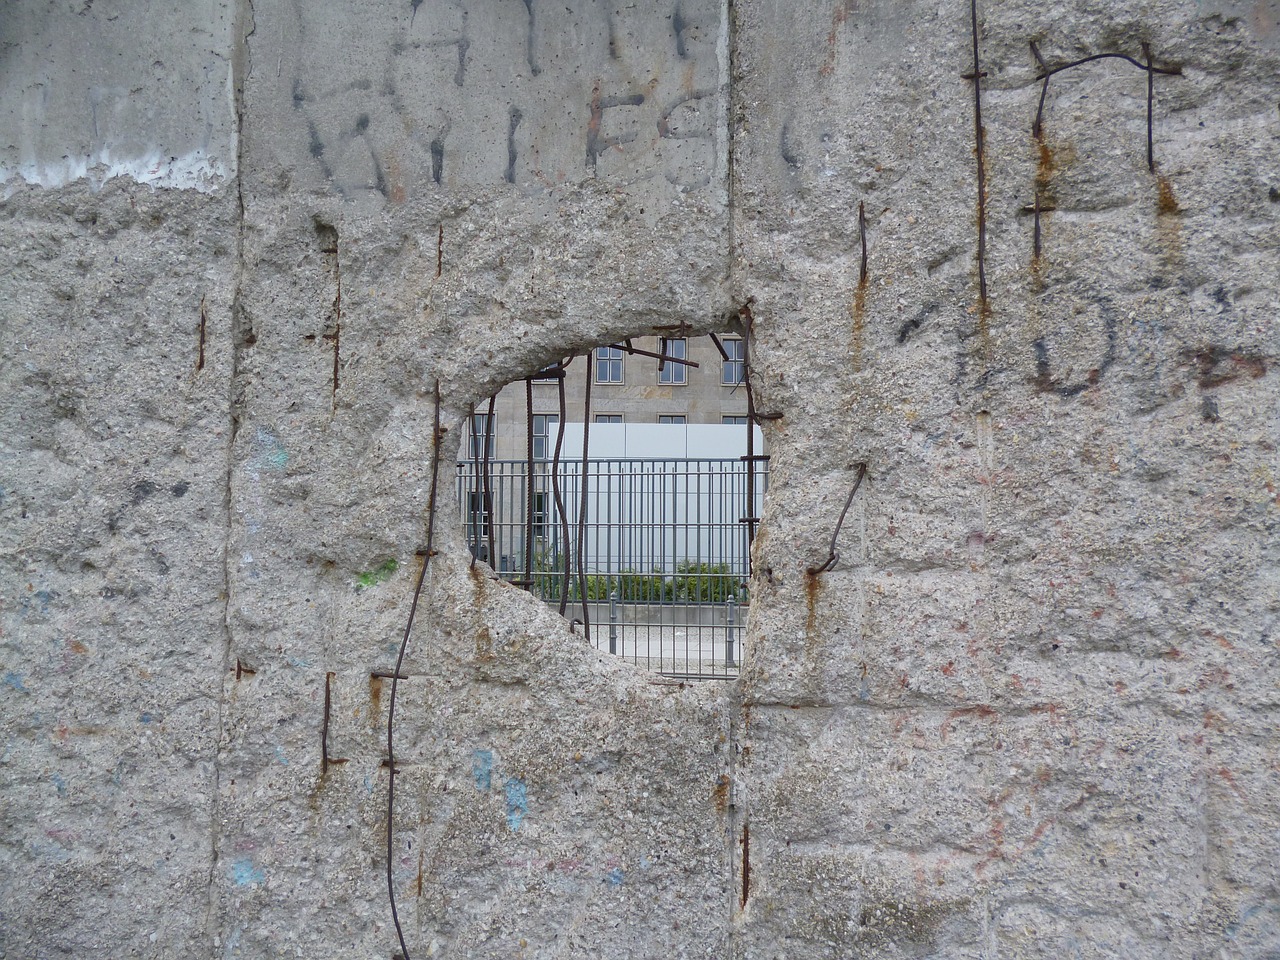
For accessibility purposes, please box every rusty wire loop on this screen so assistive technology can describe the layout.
[808,462,868,576]
[1029,40,1179,264]
[1031,47,1179,143]
[386,380,444,960]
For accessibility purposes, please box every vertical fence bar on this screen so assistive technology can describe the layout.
[726,593,737,668]
[458,454,759,680]
[609,589,618,655]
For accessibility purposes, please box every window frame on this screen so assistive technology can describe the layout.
[721,337,745,386]
[593,413,623,424]
[467,414,495,460]
[531,414,560,460]
[658,337,687,385]
[658,415,687,425]
[594,345,625,384]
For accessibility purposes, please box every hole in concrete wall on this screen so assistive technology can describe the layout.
[456,327,767,681]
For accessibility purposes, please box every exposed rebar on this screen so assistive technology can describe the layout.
[552,363,572,614]
[808,462,868,575]
[386,380,444,960]
[523,378,535,591]
[576,363,592,642]
[482,395,497,570]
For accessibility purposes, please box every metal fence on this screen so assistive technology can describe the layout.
[456,458,768,679]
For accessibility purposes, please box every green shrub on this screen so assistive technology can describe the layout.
[674,561,743,603]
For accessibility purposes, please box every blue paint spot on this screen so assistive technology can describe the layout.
[230,859,266,887]
[364,775,375,794]
[51,774,67,797]
[20,590,58,617]
[606,867,625,887]
[504,776,528,832]
[250,428,289,472]
[274,745,289,766]
[472,749,493,792]
[285,655,311,670]
[139,712,154,724]
[3,672,28,693]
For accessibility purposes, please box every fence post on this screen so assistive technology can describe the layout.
[609,589,619,655]
[725,593,737,668]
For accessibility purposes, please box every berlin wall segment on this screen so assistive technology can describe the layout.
[1,0,1278,958]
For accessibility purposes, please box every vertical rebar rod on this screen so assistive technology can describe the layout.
[482,395,497,571]
[553,364,571,614]
[386,379,443,960]
[524,378,535,590]
[1143,42,1156,172]
[576,362,592,642]
[743,319,757,568]
[968,0,989,308]
[468,405,480,567]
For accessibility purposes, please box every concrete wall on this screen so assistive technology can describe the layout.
[1,1,1278,957]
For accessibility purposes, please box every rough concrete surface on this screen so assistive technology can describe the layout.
[1,0,1278,957]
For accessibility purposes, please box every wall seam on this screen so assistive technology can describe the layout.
[203,0,256,954]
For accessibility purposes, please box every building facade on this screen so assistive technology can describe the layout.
[462,334,753,462]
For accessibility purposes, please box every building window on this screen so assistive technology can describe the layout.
[533,492,549,539]
[595,345,624,383]
[532,414,559,459]
[658,338,687,385]
[468,414,494,460]
[722,415,748,426]
[722,337,745,386]
[658,415,686,425]
[594,414,623,424]
[466,493,489,558]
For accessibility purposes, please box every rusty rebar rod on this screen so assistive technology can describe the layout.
[575,363,592,642]
[965,0,989,308]
[808,462,868,575]
[468,406,481,568]
[482,395,497,571]
[386,380,444,960]
[619,339,700,368]
[741,306,758,561]
[523,378,535,591]
[858,201,868,284]
[553,361,572,614]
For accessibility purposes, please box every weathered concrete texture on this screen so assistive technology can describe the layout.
[0,0,239,194]
[213,0,736,957]
[2,0,1280,958]
[0,181,239,954]
[734,0,1280,956]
